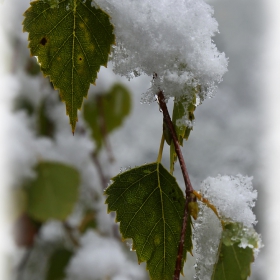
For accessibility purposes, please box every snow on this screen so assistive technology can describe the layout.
[94,0,228,101]
[199,174,257,227]
[40,220,66,244]
[194,203,222,280]
[65,230,144,280]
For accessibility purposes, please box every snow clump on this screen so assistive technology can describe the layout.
[94,0,228,102]
[200,174,257,227]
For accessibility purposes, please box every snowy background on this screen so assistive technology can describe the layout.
[0,0,279,279]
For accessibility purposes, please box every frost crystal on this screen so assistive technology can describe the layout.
[94,0,228,101]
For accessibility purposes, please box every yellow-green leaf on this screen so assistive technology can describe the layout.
[23,0,115,132]
[25,162,80,221]
[105,162,192,280]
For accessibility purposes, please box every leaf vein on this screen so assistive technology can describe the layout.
[123,187,158,236]
[108,169,157,209]
[55,58,72,86]
[46,33,73,69]
[138,218,163,259]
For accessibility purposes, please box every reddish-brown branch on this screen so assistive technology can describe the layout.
[173,196,192,280]
[157,91,194,194]
[157,90,195,280]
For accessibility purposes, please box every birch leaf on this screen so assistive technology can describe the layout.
[25,162,80,221]
[23,0,115,132]
[105,162,192,280]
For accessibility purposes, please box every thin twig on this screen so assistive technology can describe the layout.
[192,190,220,220]
[157,90,196,280]
[91,151,109,190]
[63,222,80,247]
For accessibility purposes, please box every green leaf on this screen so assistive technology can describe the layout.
[83,83,131,150]
[46,248,73,280]
[212,223,259,280]
[26,162,80,221]
[105,162,192,280]
[23,0,115,132]
[170,88,197,174]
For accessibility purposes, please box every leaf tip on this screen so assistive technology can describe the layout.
[70,116,78,135]
[71,123,76,135]
[71,124,76,135]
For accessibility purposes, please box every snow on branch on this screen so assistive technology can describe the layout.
[95,0,228,101]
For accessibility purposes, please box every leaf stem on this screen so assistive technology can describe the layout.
[157,90,195,280]
[192,190,221,221]
[63,222,80,247]
[91,151,109,190]
[157,133,165,162]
